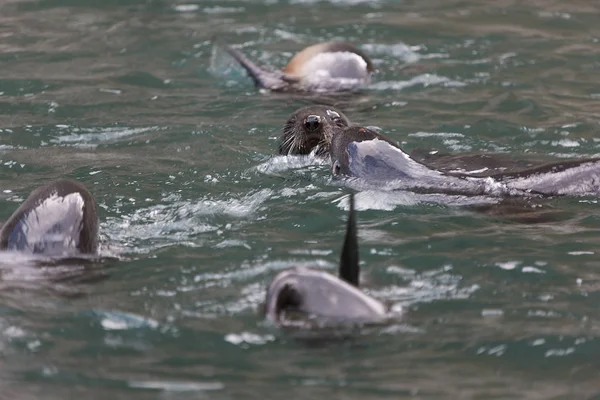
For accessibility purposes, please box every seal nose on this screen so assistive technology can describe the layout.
[332,161,342,175]
[304,115,321,132]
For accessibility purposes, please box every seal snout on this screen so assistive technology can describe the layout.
[279,105,350,156]
[304,115,321,132]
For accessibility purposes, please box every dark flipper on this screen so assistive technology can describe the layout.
[339,193,359,287]
[221,43,298,91]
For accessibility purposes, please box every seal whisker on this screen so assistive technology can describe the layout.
[278,105,350,156]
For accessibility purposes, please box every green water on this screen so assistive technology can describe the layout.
[1,0,600,398]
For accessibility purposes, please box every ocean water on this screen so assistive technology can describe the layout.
[1,0,600,398]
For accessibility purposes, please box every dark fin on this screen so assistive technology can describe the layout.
[339,193,359,287]
[220,42,291,91]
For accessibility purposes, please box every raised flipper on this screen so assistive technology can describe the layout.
[221,43,299,91]
[345,138,417,181]
[0,179,98,255]
[339,193,359,287]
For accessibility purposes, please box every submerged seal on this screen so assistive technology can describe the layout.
[330,126,600,197]
[279,105,350,155]
[0,179,99,255]
[264,193,387,328]
[223,41,375,92]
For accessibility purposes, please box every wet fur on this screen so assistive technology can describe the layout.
[279,105,350,155]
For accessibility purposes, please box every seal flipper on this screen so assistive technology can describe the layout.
[0,179,98,255]
[339,193,359,287]
[222,43,297,91]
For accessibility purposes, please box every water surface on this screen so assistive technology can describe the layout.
[1,0,600,398]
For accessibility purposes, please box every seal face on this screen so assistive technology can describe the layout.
[0,179,99,256]
[222,41,375,92]
[279,105,350,155]
[264,194,388,328]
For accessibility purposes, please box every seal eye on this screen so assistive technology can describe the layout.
[304,115,321,132]
[332,117,345,127]
[326,110,346,128]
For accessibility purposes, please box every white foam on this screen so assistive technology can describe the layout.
[51,126,160,144]
[409,131,465,138]
[362,43,423,63]
[173,4,199,12]
[103,189,273,251]
[97,310,159,331]
[495,261,520,270]
[128,380,224,391]
[254,154,326,175]
[371,74,465,91]
[224,332,275,346]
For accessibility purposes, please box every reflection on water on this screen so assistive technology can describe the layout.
[1,0,600,398]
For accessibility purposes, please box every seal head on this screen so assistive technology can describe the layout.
[0,179,99,256]
[264,194,387,327]
[280,105,350,155]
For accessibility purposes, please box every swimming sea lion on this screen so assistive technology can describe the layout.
[279,105,350,155]
[0,179,99,256]
[223,41,375,92]
[331,126,600,197]
[264,193,388,328]
[279,105,558,177]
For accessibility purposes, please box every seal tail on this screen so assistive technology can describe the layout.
[220,42,298,91]
[339,193,359,287]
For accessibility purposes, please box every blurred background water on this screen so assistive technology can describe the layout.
[1,0,600,398]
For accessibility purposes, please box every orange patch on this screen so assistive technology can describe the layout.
[283,43,330,76]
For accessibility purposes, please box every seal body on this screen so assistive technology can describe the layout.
[280,105,350,155]
[492,158,600,196]
[265,267,387,327]
[264,193,388,328]
[0,179,99,256]
[331,126,600,197]
[223,41,375,92]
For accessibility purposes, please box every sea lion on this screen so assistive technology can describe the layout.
[279,106,553,176]
[330,126,600,197]
[264,193,388,328]
[222,41,375,92]
[279,105,350,155]
[0,179,99,256]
